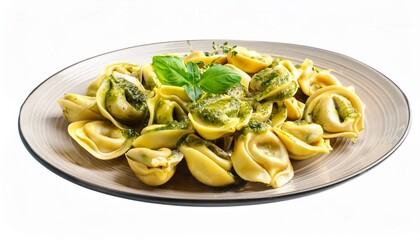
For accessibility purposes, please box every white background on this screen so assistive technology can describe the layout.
[1,0,419,239]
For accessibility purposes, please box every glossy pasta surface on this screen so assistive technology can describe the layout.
[57,42,365,188]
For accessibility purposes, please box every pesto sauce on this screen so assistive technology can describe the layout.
[178,134,230,160]
[106,76,148,112]
[105,85,122,104]
[224,84,247,99]
[262,74,289,91]
[256,68,289,88]
[119,80,148,111]
[251,66,296,101]
[252,68,277,87]
[236,120,269,139]
[190,94,247,126]
[250,55,266,62]
[246,120,269,134]
[104,76,151,127]
[238,102,252,121]
[177,134,207,148]
[269,58,284,68]
[293,119,310,126]
[255,101,272,112]
[155,99,185,123]
[122,128,139,139]
[273,82,298,101]
[311,103,322,123]
[196,107,228,126]
[149,121,190,132]
[223,100,241,118]
[333,95,359,121]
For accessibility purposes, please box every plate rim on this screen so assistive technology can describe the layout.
[18,39,412,206]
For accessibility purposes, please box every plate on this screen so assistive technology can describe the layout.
[18,40,411,206]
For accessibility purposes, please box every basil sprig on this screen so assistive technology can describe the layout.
[152,55,241,101]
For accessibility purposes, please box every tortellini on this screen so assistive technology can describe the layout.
[141,63,161,90]
[57,93,104,123]
[133,89,193,149]
[231,122,294,188]
[184,51,227,65]
[273,121,332,160]
[96,75,151,130]
[188,94,252,140]
[297,59,342,96]
[145,87,190,127]
[250,64,299,101]
[58,42,365,190]
[227,46,273,73]
[224,84,248,100]
[303,85,365,140]
[86,62,142,96]
[154,99,188,124]
[132,122,194,149]
[178,134,235,187]
[270,58,302,80]
[270,97,306,127]
[68,120,136,160]
[125,148,183,186]
[156,85,191,112]
[251,101,274,122]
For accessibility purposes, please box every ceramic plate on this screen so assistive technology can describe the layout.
[19,40,411,206]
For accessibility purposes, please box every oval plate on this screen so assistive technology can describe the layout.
[19,40,411,206]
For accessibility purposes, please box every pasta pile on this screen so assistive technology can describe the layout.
[58,42,365,188]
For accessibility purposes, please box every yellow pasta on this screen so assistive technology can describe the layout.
[68,120,136,160]
[57,93,105,123]
[178,134,235,187]
[58,42,365,188]
[86,62,142,96]
[188,94,252,140]
[297,59,342,97]
[125,148,183,186]
[227,46,273,73]
[303,85,365,141]
[273,121,332,160]
[231,121,294,188]
[132,122,194,149]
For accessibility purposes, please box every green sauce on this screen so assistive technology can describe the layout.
[105,76,149,112]
[147,121,190,132]
[104,76,150,126]
[190,94,251,127]
[178,134,230,159]
[293,119,310,126]
[155,99,188,124]
[119,79,148,111]
[237,120,269,139]
[311,102,322,123]
[195,107,228,126]
[224,84,247,99]
[251,65,297,101]
[333,95,359,122]
[122,128,139,139]
[273,82,298,101]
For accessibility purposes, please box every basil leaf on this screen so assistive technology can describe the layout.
[183,84,202,102]
[186,61,201,84]
[152,56,190,86]
[152,55,240,102]
[185,62,202,101]
[198,64,241,94]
